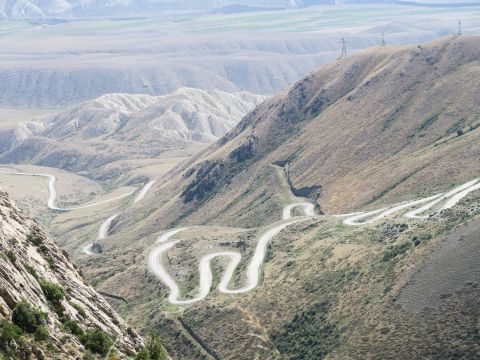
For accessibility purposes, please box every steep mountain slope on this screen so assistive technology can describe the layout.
[0,88,265,175]
[122,35,480,231]
[41,35,479,360]
[0,190,143,359]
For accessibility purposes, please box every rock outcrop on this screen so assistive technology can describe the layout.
[0,191,142,359]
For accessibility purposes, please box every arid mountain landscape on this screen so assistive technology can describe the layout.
[1,4,480,107]
[1,2,480,360]
[121,36,480,229]
[0,88,265,175]
[62,36,478,359]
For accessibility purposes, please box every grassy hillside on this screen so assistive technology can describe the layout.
[121,35,480,232]
[76,36,480,359]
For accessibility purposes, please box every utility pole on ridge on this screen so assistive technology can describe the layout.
[338,37,347,60]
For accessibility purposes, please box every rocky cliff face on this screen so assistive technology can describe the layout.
[0,191,142,359]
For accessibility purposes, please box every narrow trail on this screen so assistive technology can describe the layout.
[148,178,480,305]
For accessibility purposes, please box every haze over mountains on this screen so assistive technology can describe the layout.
[0,88,265,175]
[1,4,479,107]
[1,0,478,20]
[0,1,375,19]
[0,1,479,358]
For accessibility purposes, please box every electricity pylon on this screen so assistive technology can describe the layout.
[338,37,347,60]
[458,20,462,36]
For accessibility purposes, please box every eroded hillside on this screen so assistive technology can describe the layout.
[0,88,265,177]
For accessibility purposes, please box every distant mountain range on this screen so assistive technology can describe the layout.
[0,88,266,176]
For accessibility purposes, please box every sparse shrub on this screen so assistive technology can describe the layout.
[0,319,22,344]
[70,302,86,318]
[456,129,464,136]
[6,251,16,263]
[273,301,338,360]
[12,301,47,334]
[24,264,38,279]
[62,318,83,337]
[382,241,412,261]
[27,232,43,247]
[45,256,56,270]
[135,333,169,360]
[80,329,113,356]
[34,325,49,341]
[40,280,65,317]
[82,352,96,360]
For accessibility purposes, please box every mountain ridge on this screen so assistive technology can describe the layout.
[117,35,480,232]
[0,88,266,176]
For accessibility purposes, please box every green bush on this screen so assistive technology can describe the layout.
[0,319,22,344]
[62,318,83,337]
[39,280,64,305]
[82,352,96,360]
[5,251,16,263]
[80,329,113,356]
[39,280,66,316]
[272,301,338,360]
[27,232,43,247]
[135,333,169,360]
[24,264,38,279]
[34,325,49,342]
[12,301,47,334]
[382,241,412,262]
[70,302,86,318]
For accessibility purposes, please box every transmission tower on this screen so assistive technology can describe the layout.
[381,32,386,46]
[458,20,462,36]
[338,37,347,60]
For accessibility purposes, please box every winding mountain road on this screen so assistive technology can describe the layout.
[83,213,120,255]
[0,169,154,254]
[148,204,314,305]
[2,168,478,305]
[0,170,137,211]
[148,178,480,305]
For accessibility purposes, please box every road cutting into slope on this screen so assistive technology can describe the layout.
[83,213,120,255]
[149,178,480,305]
[1,168,478,305]
[0,170,139,211]
[343,178,480,225]
[0,169,155,255]
[148,206,315,305]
